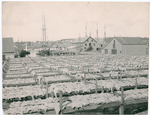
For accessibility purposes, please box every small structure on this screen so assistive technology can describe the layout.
[66,46,77,52]
[103,37,148,55]
[3,37,15,59]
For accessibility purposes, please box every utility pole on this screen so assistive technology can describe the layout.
[89,30,91,37]
[104,25,106,38]
[79,33,81,43]
[42,13,46,50]
[85,20,87,37]
[97,21,98,39]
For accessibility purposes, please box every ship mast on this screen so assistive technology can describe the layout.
[42,13,46,50]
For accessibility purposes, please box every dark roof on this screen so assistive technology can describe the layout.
[115,37,147,45]
[102,37,147,49]
[84,36,97,43]
[141,37,149,44]
[104,37,114,43]
[73,36,97,43]
[3,37,15,53]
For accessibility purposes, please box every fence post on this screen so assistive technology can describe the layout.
[135,69,138,89]
[119,86,124,115]
[111,86,114,93]
[59,91,63,114]
[51,92,54,98]
[126,69,129,78]
[120,71,122,79]
[102,86,104,93]
[95,79,97,94]
[46,81,48,98]
[84,74,86,84]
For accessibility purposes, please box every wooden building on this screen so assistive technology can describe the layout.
[103,37,148,55]
[73,36,99,51]
[3,37,15,59]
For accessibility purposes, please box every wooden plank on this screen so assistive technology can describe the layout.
[119,87,124,115]
[63,98,148,114]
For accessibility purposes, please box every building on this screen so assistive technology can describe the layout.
[103,37,148,55]
[72,36,99,51]
[56,38,75,43]
[3,37,15,59]
[66,46,77,52]
[83,36,98,51]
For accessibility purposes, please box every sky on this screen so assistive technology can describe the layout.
[2,2,149,42]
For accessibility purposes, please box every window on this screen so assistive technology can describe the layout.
[101,44,103,47]
[113,40,115,48]
[85,43,87,46]
[120,51,121,53]
[89,43,91,46]
[84,47,86,49]
[105,49,108,54]
[112,49,117,54]
[93,43,95,46]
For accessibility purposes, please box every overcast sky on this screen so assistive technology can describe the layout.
[2,2,149,42]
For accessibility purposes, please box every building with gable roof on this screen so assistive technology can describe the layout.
[103,37,148,55]
[3,37,15,59]
[72,36,100,51]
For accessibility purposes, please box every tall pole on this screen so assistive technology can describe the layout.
[89,30,91,37]
[85,20,87,37]
[79,33,81,43]
[97,21,98,39]
[42,13,46,50]
[104,25,106,38]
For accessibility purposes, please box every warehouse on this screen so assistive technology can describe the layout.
[103,37,148,55]
[2,37,15,59]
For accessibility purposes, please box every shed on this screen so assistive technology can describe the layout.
[103,37,148,55]
[3,37,15,59]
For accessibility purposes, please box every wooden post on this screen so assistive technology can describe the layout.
[59,91,63,114]
[120,71,122,80]
[111,86,114,93]
[135,72,138,89]
[34,75,37,85]
[109,73,111,79]
[127,69,129,78]
[138,67,139,78]
[77,75,78,82]
[102,86,104,93]
[51,92,54,98]
[95,79,97,94]
[117,72,119,80]
[20,106,23,115]
[31,91,34,101]
[84,74,86,84]
[46,81,48,98]
[119,86,124,115]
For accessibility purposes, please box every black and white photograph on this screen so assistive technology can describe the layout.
[2,2,149,115]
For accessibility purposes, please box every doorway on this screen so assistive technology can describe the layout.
[111,49,117,54]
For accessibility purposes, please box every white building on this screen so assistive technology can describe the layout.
[72,36,100,51]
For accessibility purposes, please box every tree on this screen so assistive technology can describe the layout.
[19,50,30,57]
